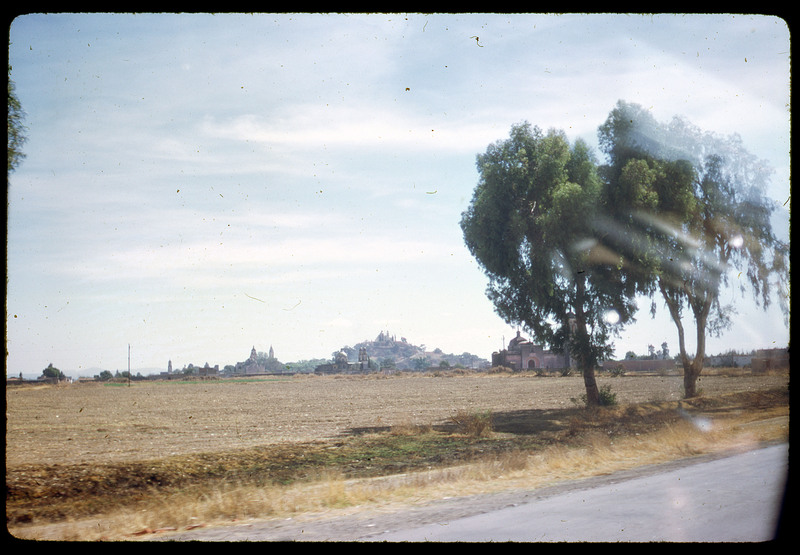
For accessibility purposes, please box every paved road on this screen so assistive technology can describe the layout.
[160,443,788,542]
[367,443,789,542]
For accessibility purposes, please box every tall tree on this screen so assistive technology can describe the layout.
[8,71,27,176]
[597,100,789,397]
[461,123,638,406]
[41,363,66,381]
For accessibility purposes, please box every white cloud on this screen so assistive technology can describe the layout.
[202,105,500,156]
[49,230,452,289]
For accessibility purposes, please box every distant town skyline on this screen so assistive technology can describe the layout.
[18,328,783,380]
[7,13,790,378]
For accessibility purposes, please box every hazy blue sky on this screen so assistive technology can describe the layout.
[7,13,790,376]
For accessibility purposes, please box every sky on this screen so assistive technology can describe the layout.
[6,13,791,377]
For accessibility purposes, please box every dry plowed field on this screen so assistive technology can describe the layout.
[6,372,789,467]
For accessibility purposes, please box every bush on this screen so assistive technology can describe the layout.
[608,366,625,377]
[598,384,618,406]
[575,384,618,407]
[449,410,493,437]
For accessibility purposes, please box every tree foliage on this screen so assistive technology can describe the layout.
[461,105,787,402]
[41,363,66,381]
[461,123,638,406]
[596,100,789,397]
[8,71,27,175]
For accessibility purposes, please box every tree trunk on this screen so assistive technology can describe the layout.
[683,359,703,398]
[660,282,712,399]
[575,275,600,406]
[683,293,712,398]
[661,283,690,370]
[582,366,601,406]
[666,297,698,398]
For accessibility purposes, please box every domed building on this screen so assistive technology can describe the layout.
[234,345,286,375]
[492,331,572,371]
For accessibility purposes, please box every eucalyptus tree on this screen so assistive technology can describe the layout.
[596,101,789,398]
[461,122,638,406]
[8,73,27,176]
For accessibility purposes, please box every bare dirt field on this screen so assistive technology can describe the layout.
[6,370,790,540]
[5,372,789,467]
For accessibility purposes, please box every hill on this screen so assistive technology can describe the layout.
[337,331,489,370]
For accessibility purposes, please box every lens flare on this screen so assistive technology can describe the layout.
[603,309,620,325]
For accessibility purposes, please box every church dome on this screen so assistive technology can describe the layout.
[508,331,531,350]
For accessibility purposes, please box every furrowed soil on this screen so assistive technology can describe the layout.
[5,371,790,541]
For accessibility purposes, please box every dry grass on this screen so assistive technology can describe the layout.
[6,372,789,541]
[13,403,787,542]
[448,409,494,437]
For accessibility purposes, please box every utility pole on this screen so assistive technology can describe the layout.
[128,344,131,387]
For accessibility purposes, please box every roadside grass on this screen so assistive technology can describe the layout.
[7,387,789,541]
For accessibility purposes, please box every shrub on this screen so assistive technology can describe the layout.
[608,366,625,377]
[450,410,493,437]
[598,384,618,406]
[575,384,618,407]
